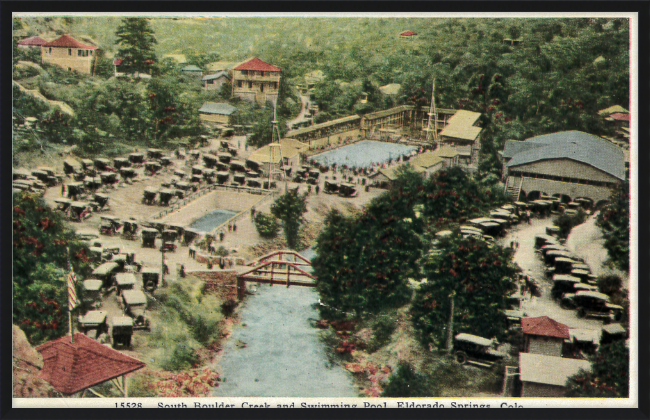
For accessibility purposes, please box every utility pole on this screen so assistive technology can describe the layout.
[160,240,166,288]
[446,291,455,353]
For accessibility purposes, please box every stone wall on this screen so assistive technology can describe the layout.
[188,270,239,301]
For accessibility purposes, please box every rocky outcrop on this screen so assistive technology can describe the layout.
[12,325,55,398]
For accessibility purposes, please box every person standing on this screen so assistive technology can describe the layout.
[233,224,237,232]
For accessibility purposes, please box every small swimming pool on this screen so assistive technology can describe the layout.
[310,140,417,169]
[188,209,236,232]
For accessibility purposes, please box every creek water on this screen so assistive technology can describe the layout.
[210,248,357,397]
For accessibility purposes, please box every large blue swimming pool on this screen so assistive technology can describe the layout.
[188,209,236,232]
[310,140,417,169]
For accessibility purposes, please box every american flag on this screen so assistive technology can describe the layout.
[67,270,78,310]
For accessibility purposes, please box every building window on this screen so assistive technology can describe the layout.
[242,70,248,76]
[248,82,253,89]
[49,47,52,55]
[238,81,243,88]
[68,48,72,56]
[260,71,265,77]
[78,50,82,57]
[89,50,92,55]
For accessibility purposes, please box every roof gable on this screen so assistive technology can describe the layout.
[202,71,230,81]
[505,131,625,181]
[439,110,482,141]
[198,102,237,115]
[522,316,570,339]
[519,353,591,386]
[43,34,97,50]
[598,105,628,116]
[234,57,281,72]
[18,36,48,46]
[36,333,145,394]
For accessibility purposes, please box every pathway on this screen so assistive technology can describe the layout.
[499,217,603,330]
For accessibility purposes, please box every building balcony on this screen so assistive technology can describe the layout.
[233,74,281,83]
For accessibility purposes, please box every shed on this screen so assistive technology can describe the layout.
[519,352,591,397]
[522,316,569,357]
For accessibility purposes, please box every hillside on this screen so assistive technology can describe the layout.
[13,16,629,171]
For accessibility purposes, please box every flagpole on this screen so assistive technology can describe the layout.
[67,247,74,343]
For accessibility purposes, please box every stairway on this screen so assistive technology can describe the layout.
[505,177,523,201]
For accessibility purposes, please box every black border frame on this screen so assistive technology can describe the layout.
[2,2,648,420]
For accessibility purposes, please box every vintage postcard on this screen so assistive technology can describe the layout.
[11,10,639,411]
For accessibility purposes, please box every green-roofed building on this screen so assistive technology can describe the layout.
[198,102,238,126]
[182,65,204,79]
[502,131,626,204]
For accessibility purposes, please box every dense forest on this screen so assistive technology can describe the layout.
[13,16,629,161]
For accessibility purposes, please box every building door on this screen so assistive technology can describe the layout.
[260,84,264,93]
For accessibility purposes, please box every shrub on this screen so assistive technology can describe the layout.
[381,362,435,397]
[253,212,280,239]
[553,209,587,238]
[597,274,623,296]
[367,316,397,353]
[220,299,238,317]
[161,343,200,371]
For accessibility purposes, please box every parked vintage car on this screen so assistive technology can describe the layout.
[112,316,134,348]
[453,333,506,368]
[78,311,109,340]
[121,290,150,331]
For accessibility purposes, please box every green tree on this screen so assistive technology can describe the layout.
[146,75,204,146]
[13,192,93,345]
[115,18,157,75]
[313,170,424,318]
[381,362,437,397]
[596,183,629,271]
[270,190,308,250]
[411,234,519,350]
[565,341,629,397]
[253,212,280,239]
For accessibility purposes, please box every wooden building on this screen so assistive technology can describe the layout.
[360,105,415,138]
[232,58,282,106]
[198,102,237,127]
[522,316,570,357]
[286,115,361,150]
[518,353,591,397]
[438,110,482,165]
[248,138,306,175]
[41,34,97,75]
[501,131,626,204]
[202,71,230,91]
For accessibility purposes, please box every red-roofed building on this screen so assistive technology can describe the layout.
[232,57,282,106]
[18,35,47,49]
[36,333,145,396]
[522,316,570,357]
[609,113,630,122]
[400,30,418,38]
[41,34,98,75]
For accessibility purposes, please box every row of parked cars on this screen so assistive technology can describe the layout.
[91,215,201,252]
[76,229,164,348]
[535,233,624,322]
[13,167,62,195]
